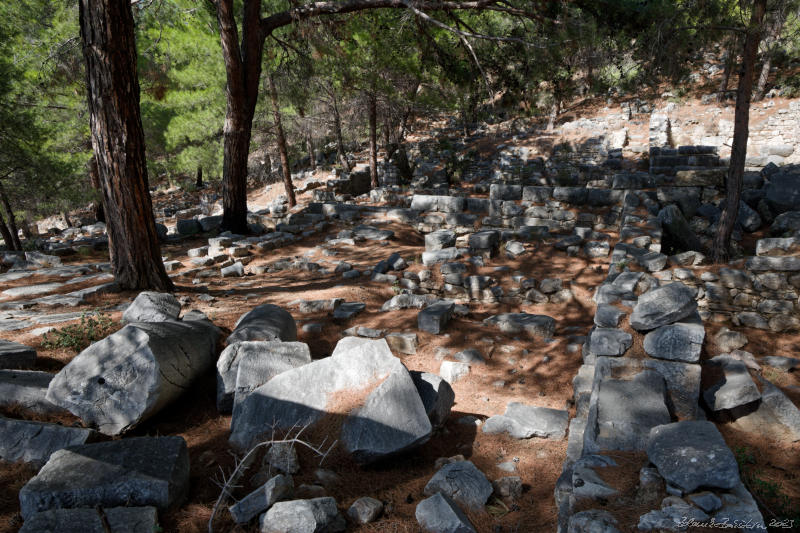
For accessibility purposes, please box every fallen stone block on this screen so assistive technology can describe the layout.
[646,421,739,493]
[229,474,294,524]
[46,319,220,435]
[423,461,492,511]
[19,506,159,533]
[0,370,65,415]
[0,417,96,467]
[227,304,297,344]
[416,492,476,533]
[643,321,705,363]
[230,338,431,464]
[19,436,190,519]
[630,282,697,331]
[260,497,345,533]
[122,291,181,323]
[418,301,454,334]
[483,313,555,338]
[385,332,418,354]
[703,355,761,414]
[482,403,568,440]
[216,341,312,413]
[411,371,455,429]
[0,339,36,369]
[587,370,671,452]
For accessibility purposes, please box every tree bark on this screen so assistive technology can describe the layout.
[547,96,561,131]
[88,156,105,223]
[79,0,173,290]
[712,0,768,263]
[368,92,378,189]
[216,0,263,234]
[196,165,203,188]
[214,1,536,227]
[331,93,351,172]
[717,36,738,102]
[754,5,787,101]
[298,107,316,171]
[0,187,22,251]
[267,73,296,208]
[0,210,15,251]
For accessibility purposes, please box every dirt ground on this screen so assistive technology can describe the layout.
[0,208,610,533]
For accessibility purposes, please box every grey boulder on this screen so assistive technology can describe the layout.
[216,341,311,413]
[589,370,671,452]
[483,313,556,338]
[482,402,568,440]
[588,327,632,357]
[19,436,190,519]
[260,497,345,533]
[230,338,431,464]
[567,509,620,533]
[418,301,455,334]
[646,421,740,493]
[415,492,476,533]
[19,506,159,533]
[122,291,180,323]
[0,417,96,467]
[347,497,383,524]
[227,304,297,344]
[46,319,220,435]
[423,461,492,511]
[630,283,697,331]
[229,474,294,524]
[0,339,36,369]
[411,371,455,428]
[703,355,761,413]
[643,322,705,363]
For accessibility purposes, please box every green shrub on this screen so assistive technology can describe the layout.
[42,310,118,352]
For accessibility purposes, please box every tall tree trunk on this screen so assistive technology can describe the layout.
[216,0,263,234]
[712,0,768,263]
[298,107,316,171]
[0,210,15,251]
[267,73,296,208]
[79,0,172,290]
[383,118,393,163]
[196,165,203,188]
[547,96,561,131]
[754,5,787,101]
[717,36,738,102]
[0,188,23,251]
[368,92,378,189]
[88,155,105,223]
[331,94,351,172]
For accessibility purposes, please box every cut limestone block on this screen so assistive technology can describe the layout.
[416,492,476,533]
[482,403,569,440]
[46,319,220,435]
[229,474,294,524]
[216,341,311,413]
[423,461,492,511]
[630,283,697,331]
[230,338,431,464]
[19,506,159,533]
[260,497,345,533]
[227,304,297,344]
[0,417,96,467]
[0,339,36,369]
[646,421,739,493]
[0,370,66,415]
[19,436,190,519]
[121,291,181,323]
